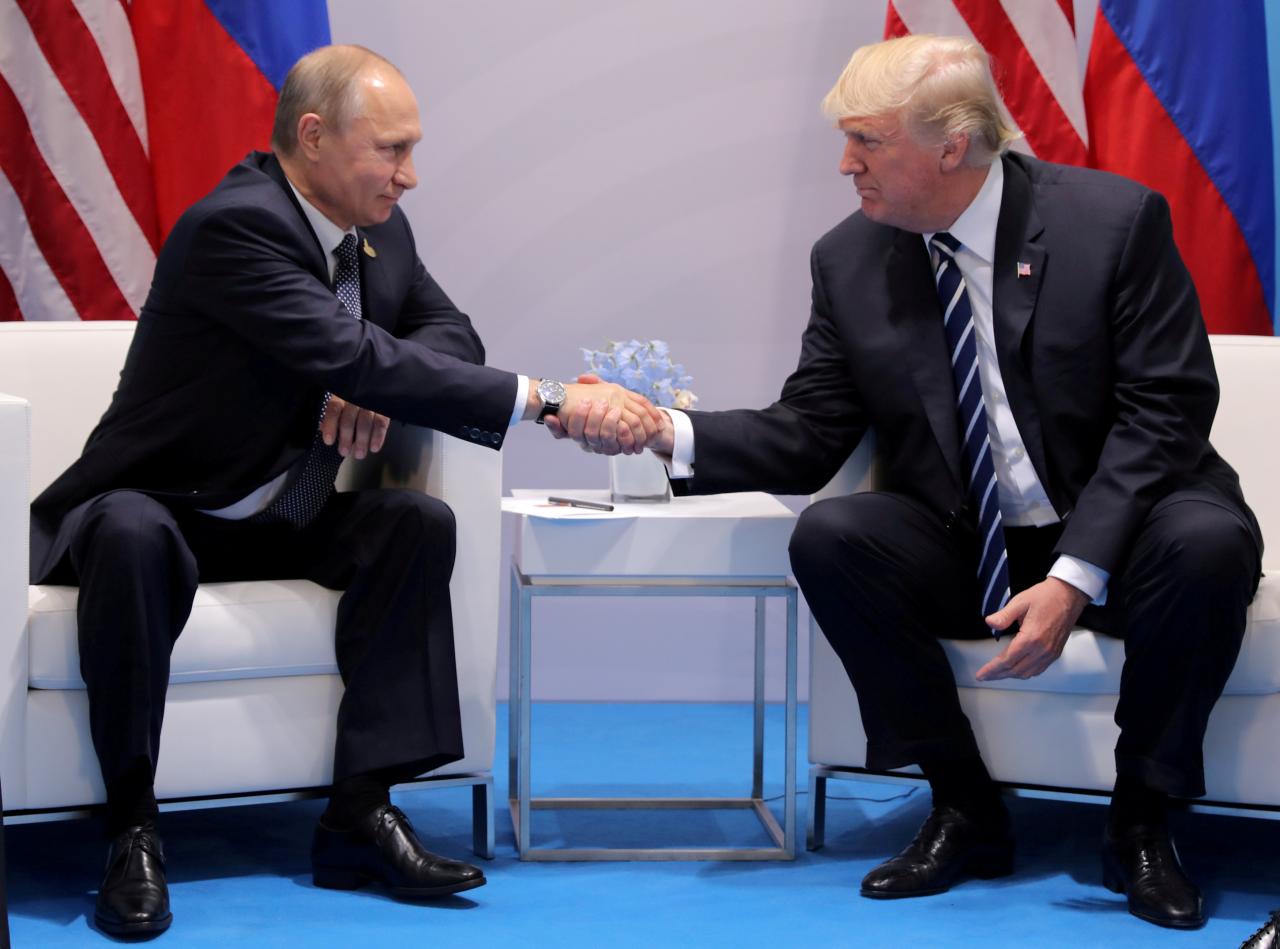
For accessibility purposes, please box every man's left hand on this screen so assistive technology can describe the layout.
[321,395,390,459]
[975,578,1089,681]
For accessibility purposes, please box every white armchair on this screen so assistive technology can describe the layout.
[0,321,501,856]
[807,335,1280,848]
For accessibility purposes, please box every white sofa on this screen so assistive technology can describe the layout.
[807,334,1280,847]
[0,321,501,856]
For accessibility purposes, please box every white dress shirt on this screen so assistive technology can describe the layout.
[664,160,1109,603]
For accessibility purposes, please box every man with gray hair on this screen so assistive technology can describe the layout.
[31,43,659,937]
[556,33,1260,929]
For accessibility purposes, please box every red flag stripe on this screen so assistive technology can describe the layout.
[72,0,151,150]
[1085,15,1270,335]
[16,0,158,251]
[885,2,909,39]
[1055,0,1073,31]
[950,0,1087,165]
[1000,0,1086,143]
[0,76,134,321]
[0,262,19,322]
[0,167,81,321]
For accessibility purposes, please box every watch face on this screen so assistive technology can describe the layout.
[538,379,567,407]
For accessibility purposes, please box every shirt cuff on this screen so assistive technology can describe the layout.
[509,374,530,428]
[1048,555,1109,606]
[660,408,695,478]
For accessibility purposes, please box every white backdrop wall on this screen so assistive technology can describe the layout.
[326,1,1098,700]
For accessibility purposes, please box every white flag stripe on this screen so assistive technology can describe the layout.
[0,170,80,322]
[0,1,154,313]
[892,0,975,41]
[70,0,149,150]
[999,0,1088,143]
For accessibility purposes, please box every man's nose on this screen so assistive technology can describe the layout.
[840,143,864,176]
[395,154,418,190]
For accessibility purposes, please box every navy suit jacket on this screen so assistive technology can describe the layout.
[32,151,518,582]
[674,153,1260,575]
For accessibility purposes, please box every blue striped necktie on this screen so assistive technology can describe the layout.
[254,233,361,528]
[931,232,1010,632]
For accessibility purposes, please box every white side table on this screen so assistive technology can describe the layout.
[503,489,798,860]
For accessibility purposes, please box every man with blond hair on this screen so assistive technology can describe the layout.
[557,34,1260,929]
[32,43,658,937]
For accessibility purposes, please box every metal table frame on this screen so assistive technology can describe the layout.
[508,564,798,861]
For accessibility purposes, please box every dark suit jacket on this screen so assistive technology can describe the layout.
[31,151,519,582]
[675,153,1261,575]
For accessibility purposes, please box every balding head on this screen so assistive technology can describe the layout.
[271,45,405,157]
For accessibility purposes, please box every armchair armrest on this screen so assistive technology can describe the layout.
[813,430,878,502]
[0,394,30,805]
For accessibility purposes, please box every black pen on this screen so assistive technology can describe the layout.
[547,496,615,512]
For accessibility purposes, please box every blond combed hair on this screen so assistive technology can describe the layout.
[821,35,1021,165]
[271,44,403,155]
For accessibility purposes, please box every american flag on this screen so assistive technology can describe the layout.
[885,0,1087,165]
[0,0,329,323]
[0,0,157,322]
[887,0,1277,335]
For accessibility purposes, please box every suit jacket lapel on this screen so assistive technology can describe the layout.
[887,229,965,490]
[259,153,330,285]
[992,155,1052,494]
[353,229,391,330]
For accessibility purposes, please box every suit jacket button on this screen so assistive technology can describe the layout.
[489,432,500,444]
[944,511,961,533]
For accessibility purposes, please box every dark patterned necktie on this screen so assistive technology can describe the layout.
[931,232,1010,632]
[254,233,362,528]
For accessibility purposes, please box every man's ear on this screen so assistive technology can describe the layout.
[296,113,324,162]
[940,131,970,172]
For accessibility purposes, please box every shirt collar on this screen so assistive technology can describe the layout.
[924,158,1003,264]
[284,175,355,265]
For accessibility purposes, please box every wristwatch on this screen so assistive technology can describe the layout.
[535,378,567,424]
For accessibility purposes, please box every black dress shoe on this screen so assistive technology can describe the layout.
[1241,910,1280,949]
[312,803,486,898]
[860,804,1014,899]
[1102,823,1204,929]
[94,823,172,936]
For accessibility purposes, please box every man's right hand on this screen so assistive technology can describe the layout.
[544,374,673,456]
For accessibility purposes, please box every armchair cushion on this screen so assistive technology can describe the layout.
[28,581,342,689]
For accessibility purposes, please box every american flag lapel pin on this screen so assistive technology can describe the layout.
[1016,261,1031,278]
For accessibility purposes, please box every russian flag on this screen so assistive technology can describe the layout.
[1085,1,1275,335]
[131,0,330,240]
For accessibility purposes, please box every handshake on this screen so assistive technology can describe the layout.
[538,374,674,457]
[316,375,675,461]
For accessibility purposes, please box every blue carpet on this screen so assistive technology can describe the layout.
[5,703,1277,947]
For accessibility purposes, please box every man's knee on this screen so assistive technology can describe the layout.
[789,493,906,584]
[1134,499,1258,596]
[380,490,457,559]
[72,492,188,571]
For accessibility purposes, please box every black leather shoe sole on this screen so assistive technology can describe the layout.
[1102,857,1205,930]
[313,865,487,899]
[93,908,173,937]
[859,844,1014,900]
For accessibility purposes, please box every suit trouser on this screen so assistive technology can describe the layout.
[789,489,1261,798]
[56,488,464,793]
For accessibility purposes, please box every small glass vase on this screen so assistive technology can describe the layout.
[609,452,671,503]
